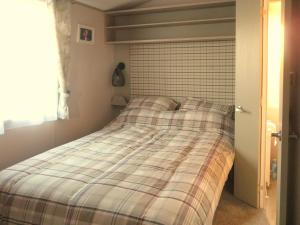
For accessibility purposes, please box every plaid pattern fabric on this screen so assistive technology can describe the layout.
[126,96,178,111]
[116,109,234,135]
[179,98,234,116]
[0,109,234,225]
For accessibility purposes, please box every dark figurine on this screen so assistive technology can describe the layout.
[112,62,125,87]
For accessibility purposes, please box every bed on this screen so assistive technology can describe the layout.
[0,106,234,225]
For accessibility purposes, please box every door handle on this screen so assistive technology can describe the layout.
[272,131,282,141]
[289,133,298,140]
[271,131,298,141]
[235,106,247,113]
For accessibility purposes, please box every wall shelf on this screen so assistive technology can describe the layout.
[106,17,235,30]
[105,0,236,45]
[105,0,235,16]
[106,36,235,45]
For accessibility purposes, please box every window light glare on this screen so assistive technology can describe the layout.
[0,1,61,124]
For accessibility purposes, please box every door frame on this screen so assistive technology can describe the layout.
[259,0,290,224]
[259,0,269,209]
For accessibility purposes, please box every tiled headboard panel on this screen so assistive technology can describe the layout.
[129,40,235,105]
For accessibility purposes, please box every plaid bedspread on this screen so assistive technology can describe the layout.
[0,109,234,225]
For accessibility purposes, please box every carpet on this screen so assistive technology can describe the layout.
[213,191,271,225]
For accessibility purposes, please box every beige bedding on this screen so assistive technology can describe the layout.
[0,108,234,225]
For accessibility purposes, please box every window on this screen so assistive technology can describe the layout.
[0,0,62,131]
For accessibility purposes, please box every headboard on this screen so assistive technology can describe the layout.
[129,40,235,105]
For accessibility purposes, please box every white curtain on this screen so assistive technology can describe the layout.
[54,0,72,120]
[0,0,71,134]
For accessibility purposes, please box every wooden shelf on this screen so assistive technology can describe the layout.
[106,17,235,30]
[105,0,236,45]
[106,36,235,45]
[105,0,236,16]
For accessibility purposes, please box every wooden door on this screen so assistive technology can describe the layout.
[284,1,300,224]
[275,0,293,224]
[260,0,292,224]
[234,0,263,207]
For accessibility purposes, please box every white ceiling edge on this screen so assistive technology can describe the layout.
[74,0,151,11]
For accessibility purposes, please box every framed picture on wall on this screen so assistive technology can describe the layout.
[77,24,95,44]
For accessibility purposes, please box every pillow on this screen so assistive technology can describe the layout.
[179,98,234,116]
[126,96,178,111]
[115,108,234,134]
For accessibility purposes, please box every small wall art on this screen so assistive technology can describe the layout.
[77,24,95,44]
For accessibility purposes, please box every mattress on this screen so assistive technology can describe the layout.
[0,108,234,225]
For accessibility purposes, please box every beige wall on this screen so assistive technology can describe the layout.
[0,3,114,170]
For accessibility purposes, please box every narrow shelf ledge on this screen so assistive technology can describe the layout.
[105,0,236,16]
[106,36,235,45]
[106,17,236,30]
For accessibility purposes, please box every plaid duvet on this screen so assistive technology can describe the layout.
[0,109,234,225]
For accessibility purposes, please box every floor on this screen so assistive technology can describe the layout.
[213,190,275,225]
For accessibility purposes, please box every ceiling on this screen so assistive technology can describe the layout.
[75,0,151,11]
